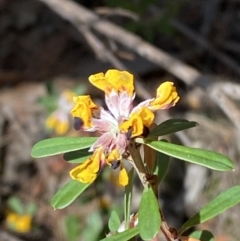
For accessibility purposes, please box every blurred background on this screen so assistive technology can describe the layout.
[0,0,240,240]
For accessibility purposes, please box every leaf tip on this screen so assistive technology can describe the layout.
[31,150,37,158]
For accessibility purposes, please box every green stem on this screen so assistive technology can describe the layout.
[129,140,177,241]
[124,168,134,229]
[128,142,148,188]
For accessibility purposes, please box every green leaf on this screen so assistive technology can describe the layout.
[63,149,92,163]
[190,230,214,241]
[7,197,24,215]
[139,187,161,240]
[73,84,87,95]
[31,137,97,158]
[51,180,91,209]
[153,148,170,184]
[147,119,198,138]
[179,186,240,234]
[26,203,37,216]
[45,81,57,95]
[124,168,134,229]
[65,215,80,241]
[39,95,58,113]
[100,227,139,241]
[83,212,103,241]
[146,140,233,171]
[108,211,121,232]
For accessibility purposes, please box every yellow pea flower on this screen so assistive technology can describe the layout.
[6,212,32,233]
[89,69,134,96]
[71,95,99,129]
[69,70,179,186]
[149,82,180,110]
[45,90,75,135]
[69,148,103,183]
[120,107,154,138]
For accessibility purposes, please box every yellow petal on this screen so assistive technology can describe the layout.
[55,121,69,135]
[76,169,97,183]
[89,69,134,96]
[105,69,134,96]
[120,107,154,138]
[69,160,89,178]
[73,95,99,109]
[137,107,154,128]
[106,149,121,165]
[16,215,32,233]
[71,95,98,128]
[69,160,98,183]
[71,101,91,127]
[120,114,143,138]
[119,165,129,186]
[89,148,103,173]
[89,72,112,93]
[45,115,57,129]
[6,213,18,223]
[150,82,180,110]
[69,148,103,183]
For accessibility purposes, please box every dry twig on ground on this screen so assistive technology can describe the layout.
[37,0,203,87]
[170,20,240,76]
[0,231,25,241]
[36,0,240,149]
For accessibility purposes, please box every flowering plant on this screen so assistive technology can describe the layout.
[45,90,75,135]
[32,70,240,241]
[6,197,37,233]
[40,82,87,135]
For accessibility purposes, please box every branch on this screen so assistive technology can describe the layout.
[37,0,206,87]
[171,20,240,76]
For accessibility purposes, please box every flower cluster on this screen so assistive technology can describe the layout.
[69,70,179,186]
[6,212,32,233]
[45,90,75,135]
